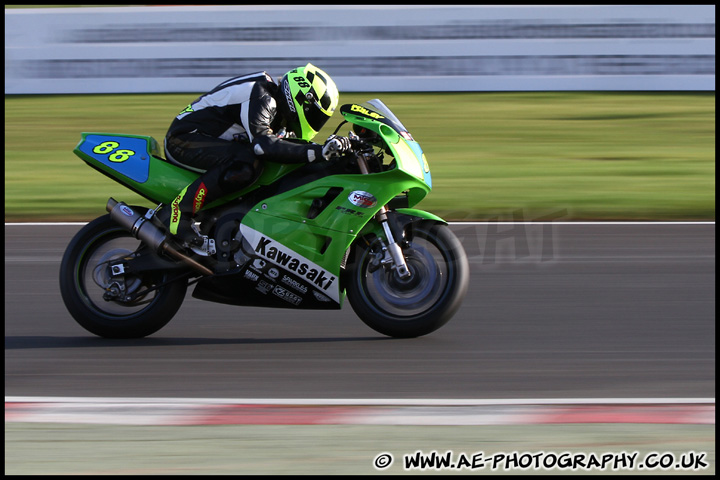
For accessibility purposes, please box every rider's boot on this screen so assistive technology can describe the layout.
[160,182,207,250]
[159,162,259,251]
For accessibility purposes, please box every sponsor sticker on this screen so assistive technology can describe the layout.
[350,104,384,119]
[251,259,267,272]
[244,269,259,282]
[336,205,365,217]
[281,274,308,294]
[240,225,339,303]
[283,80,296,113]
[313,291,331,302]
[256,280,273,295]
[272,285,302,306]
[193,183,207,214]
[348,191,377,208]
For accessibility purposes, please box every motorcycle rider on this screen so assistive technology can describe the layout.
[161,63,351,249]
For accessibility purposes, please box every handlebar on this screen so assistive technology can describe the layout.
[347,131,373,154]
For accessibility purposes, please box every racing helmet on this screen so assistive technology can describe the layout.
[278,63,339,142]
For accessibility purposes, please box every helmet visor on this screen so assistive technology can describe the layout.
[304,100,332,133]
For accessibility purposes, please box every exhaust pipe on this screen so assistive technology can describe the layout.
[106,198,213,277]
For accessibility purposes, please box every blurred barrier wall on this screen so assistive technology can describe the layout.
[4,5,715,94]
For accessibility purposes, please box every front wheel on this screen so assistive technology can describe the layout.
[346,221,469,338]
[59,214,189,338]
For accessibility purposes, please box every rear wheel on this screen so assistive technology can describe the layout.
[59,215,188,338]
[346,221,469,338]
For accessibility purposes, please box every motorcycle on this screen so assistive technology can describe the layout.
[59,99,469,339]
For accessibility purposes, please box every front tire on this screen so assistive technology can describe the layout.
[59,214,188,338]
[346,221,469,338]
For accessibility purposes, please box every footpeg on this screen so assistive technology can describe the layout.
[190,236,216,257]
[186,223,216,257]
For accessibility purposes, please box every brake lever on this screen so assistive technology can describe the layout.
[348,131,372,153]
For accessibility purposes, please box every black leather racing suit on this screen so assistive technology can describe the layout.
[163,71,324,240]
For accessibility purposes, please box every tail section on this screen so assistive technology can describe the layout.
[74,133,198,205]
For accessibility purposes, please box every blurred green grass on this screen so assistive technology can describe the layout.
[4,92,715,222]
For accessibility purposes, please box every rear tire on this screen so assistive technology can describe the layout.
[346,221,469,338]
[59,215,188,338]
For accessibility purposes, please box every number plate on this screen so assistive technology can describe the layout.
[77,134,151,183]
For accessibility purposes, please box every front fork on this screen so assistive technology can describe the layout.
[356,151,412,279]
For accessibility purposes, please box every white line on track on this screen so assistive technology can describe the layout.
[5,396,715,405]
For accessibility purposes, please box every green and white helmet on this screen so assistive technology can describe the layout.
[279,63,339,142]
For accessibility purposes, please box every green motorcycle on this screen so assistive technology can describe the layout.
[60,99,469,338]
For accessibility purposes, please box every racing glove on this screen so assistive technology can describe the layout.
[321,135,352,160]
